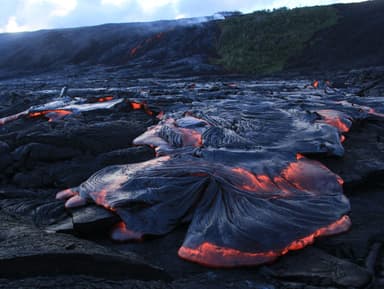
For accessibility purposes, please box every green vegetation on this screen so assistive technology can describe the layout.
[216,6,338,74]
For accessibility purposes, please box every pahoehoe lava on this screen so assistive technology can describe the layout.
[0,1,384,286]
[25,81,379,267]
[0,75,383,289]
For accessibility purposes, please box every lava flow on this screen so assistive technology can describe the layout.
[111,221,143,242]
[178,215,351,267]
[316,109,352,133]
[29,109,72,122]
[130,101,156,116]
[130,32,164,57]
[231,167,275,192]
[51,80,384,268]
[97,96,114,102]
[58,152,350,267]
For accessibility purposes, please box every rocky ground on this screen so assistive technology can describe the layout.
[0,69,383,288]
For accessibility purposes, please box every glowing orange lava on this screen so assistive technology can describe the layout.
[336,176,344,186]
[231,167,274,192]
[29,109,72,122]
[178,215,351,267]
[296,153,305,160]
[327,118,349,133]
[92,189,115,211]
[97,96,113,102]
[130,101,155,116]
[317,110,351,133]
[110,221,143,241]
[131,102,142,110]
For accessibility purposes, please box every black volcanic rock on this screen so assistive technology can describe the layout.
[269,247,372,288]
[315,115,384,188]
[0,212,169,281]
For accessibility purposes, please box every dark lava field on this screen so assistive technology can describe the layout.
[0,69,383,289]
[1,1,384,289]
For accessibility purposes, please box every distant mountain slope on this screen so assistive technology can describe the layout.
[0,1,383,78]
[217,0,384,74]
[286,0,384,72]
[0,19,221,78]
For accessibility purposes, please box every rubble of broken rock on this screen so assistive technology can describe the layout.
[0,73,383,288]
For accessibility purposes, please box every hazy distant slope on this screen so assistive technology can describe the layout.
[0,19,220,78]
[0,1,383,78]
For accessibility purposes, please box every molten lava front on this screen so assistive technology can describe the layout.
[44,80,384,268]
[316,109,352,133]
[58,154,351,267]
[178,215,351,267]
[29,109,72,122]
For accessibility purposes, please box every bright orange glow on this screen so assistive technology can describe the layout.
[280,162,307,191]
[336,175,344,186]
[312,80,319,89]
[29,109,72,122]
[296,153,305,160]
[131,102,142,110]
[340,135,346,143]
[317,110,351,133]
[110,221,143,242]
[273,175,293,197]
[231,167,274,192]
[326,118,350,132]
[129,101,155,116]
[178,215,351,267]
[97,96,113,102]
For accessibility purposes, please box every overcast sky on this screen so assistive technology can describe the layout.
[0,0,365,33]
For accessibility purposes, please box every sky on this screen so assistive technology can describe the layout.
[0,0,365,33]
